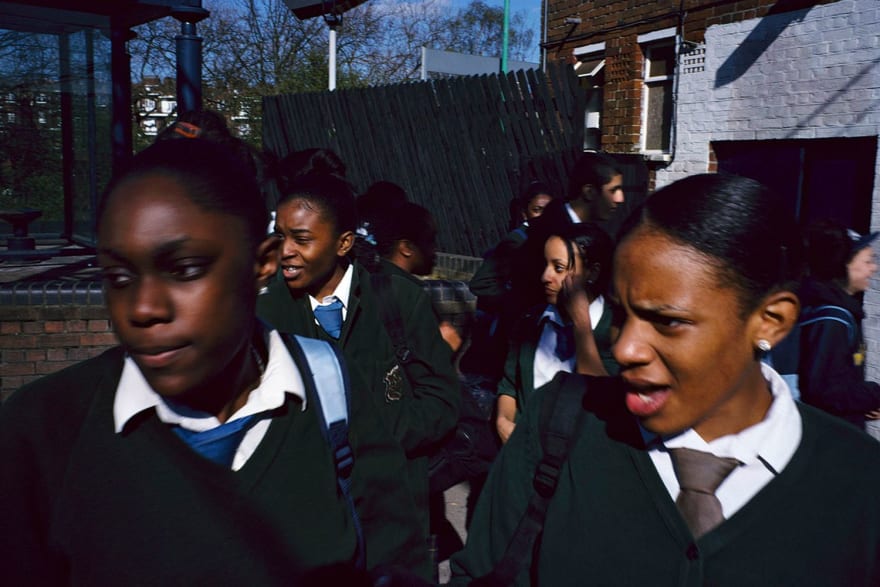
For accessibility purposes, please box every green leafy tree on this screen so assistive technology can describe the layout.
[440,0,535,62]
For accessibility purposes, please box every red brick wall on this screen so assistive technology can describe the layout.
[0,276,477,402]
[0,305,116,401]
[544,0,841,155]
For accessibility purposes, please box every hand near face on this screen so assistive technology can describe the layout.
[559,274,608,377]
[558,273,592,329]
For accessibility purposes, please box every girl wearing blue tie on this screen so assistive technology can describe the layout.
[495,222,616,444]
[0,139,427,585]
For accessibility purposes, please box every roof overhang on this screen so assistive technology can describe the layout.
[0,1,207,34]
[283,0,369,20]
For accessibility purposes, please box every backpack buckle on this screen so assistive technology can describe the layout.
[533,460,561,499]
[395,347,412,364]
[335,444,354,477]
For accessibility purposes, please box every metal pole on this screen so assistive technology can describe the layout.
[329,23,337,90]
[59,32,74,240]
[541,0,548,72]
[85,29,98,234]
[175,21,202,114]
[172,5,209,114]
[501,0,510,72]
[326,13,341,91]
[110,26,133,170]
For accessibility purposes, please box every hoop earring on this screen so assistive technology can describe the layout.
[757,339,772,352]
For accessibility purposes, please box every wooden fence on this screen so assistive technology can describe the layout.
[262,62,589,258]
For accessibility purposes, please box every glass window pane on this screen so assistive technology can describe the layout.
[645,81,673,151]
[0,30,63,233]
[648,44,675,77]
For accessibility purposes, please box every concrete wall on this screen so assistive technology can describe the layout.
[655,0,880,378]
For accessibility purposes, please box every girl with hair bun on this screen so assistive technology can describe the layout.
[0,139,429,585]
[451,173,880,586]
[495,222,616,444]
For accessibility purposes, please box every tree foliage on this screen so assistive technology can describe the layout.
[129,0,536,146]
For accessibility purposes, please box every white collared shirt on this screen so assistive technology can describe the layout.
[564,202,581,224]
[533,297,604,390]
[646,363,802,518]
[308,262,354,324]
[113,329,307,470]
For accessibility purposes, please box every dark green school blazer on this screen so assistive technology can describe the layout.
[498,303,618,417]
[257,261,460,573]
[257,262,459,458]
[0,344,430,584]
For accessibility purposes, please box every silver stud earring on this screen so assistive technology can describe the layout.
[757,339,771,352]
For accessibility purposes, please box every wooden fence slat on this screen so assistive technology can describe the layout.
[262,64,588,257]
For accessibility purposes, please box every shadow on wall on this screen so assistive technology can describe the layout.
[714,0,813,89]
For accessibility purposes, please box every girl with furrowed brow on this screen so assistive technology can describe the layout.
[451,173,880,586]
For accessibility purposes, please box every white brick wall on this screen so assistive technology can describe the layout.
[657,0,880,380]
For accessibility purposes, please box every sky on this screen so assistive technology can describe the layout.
[210,0,545,63]
[449,0,542,62]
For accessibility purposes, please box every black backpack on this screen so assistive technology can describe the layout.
[369,272,500,494]
[764,303,857,400]
[472,371,620,587]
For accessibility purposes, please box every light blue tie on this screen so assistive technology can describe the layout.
[314,299,344,339]
[172,414,259,467]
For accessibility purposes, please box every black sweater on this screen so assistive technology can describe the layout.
[0,347,427,585]
[451,377,880,586]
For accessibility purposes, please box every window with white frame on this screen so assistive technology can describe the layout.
[573,42,605,151]
[639,28,676,154]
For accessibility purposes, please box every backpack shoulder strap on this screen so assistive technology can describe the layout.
[370,272,414,365]
[282,333,365,570]
[473,371,587,587]
[801,304,857,347]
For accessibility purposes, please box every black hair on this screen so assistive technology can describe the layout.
[510,180,555,228]
[554,222,614,298]
[156,110,233,143]
[565,152,622,202]
[520,181,554,205]
[357,181,409,223]
[155,109,260,176]
[278,172,358,236]
[803,219,850,282]
[373,202,436,258]
[508,197,525,230]
[271,148,347,197]
[618,173,802,314]
[99,138,268,248]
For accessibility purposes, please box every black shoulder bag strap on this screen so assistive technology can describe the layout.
[471,372,588,587]
[370,272,416,366]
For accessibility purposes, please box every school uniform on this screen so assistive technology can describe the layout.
[797,277,880,429]
[498,301,617,417]
[0,329,428,585]
[256,261,460,573]
[258,261,459,455]
[469,224,529,311]
[451,364,880,586]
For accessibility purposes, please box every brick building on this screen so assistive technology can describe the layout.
[543,0,880,380]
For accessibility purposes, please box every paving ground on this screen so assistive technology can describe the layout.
[438,482,469,584]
